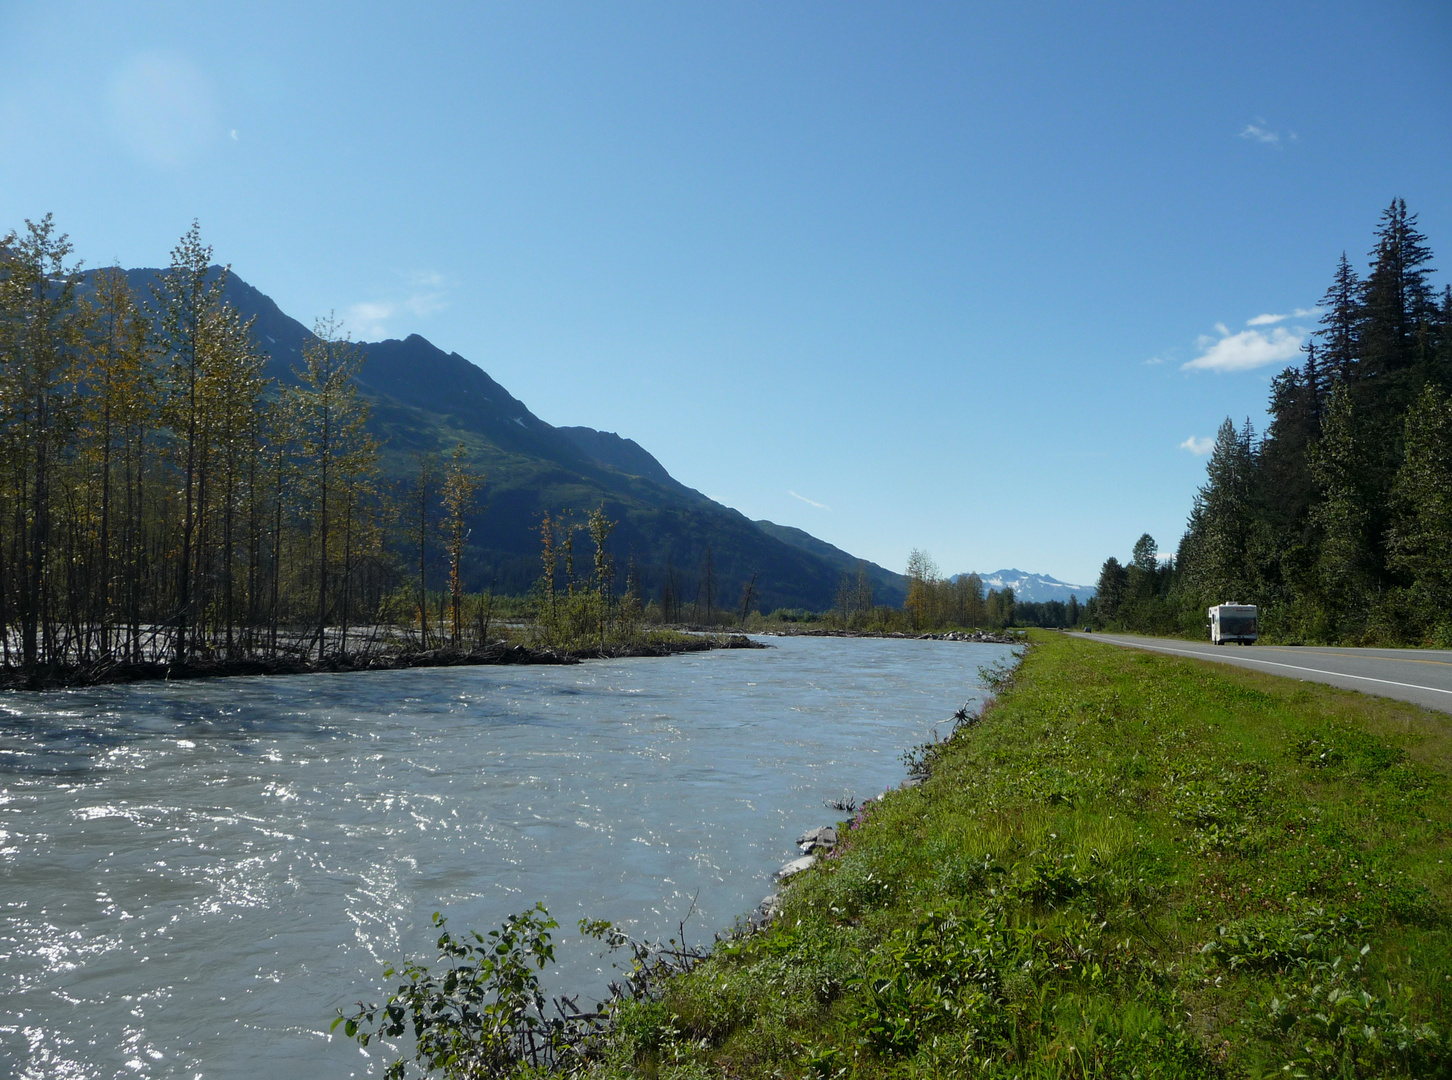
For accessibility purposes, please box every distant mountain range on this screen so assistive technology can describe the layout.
[955,570,1096,604]
[99,266,909,612]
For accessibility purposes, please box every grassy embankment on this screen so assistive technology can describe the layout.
[587,630,1452,1078]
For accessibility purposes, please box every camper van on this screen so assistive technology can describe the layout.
[1208,604,1258,645]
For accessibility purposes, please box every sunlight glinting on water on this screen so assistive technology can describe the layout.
[0,636,1014,1079]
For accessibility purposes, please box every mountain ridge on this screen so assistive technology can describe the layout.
[94,266,884,611]
[953,568,1096,604]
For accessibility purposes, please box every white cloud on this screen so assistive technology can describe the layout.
[1238,118,1281,147]
[1180,435,1214,455]
[1142,355,1164,366]
[229,128,239,141]
[405,290,447,318]
[345,301,395,338]
[343,270,450,339]
[789,490,830,511]
[1183,325,1304,373]
[1247,306,1322,326]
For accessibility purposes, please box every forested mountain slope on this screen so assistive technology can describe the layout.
[752,519,908,607]
[109,266,859,610]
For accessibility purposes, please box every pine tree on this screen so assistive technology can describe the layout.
[1094,557,1128,621]
[1182,418,1256,605]
[1131,533,1157,573]
[1309,386,1374,621]
[1360,198,1435,380]
[1318,252,1361,384]
[1386,385,1452,624]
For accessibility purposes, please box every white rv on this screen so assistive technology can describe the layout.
[1208,604,1258,645]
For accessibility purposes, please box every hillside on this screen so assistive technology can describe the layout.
[104,267,875,612]
[753,520,908,607]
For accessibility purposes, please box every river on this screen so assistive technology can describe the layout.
[0,635,1015,1079]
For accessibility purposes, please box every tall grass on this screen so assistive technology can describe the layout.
[583,631,1452,1078]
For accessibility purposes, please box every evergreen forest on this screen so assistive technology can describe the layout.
[1091,200,1452,645]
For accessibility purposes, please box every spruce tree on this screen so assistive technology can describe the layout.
[1360,198,1435,380]
[1094,557,1128,621]
[1386,385,1452,625]
[1318,252,1361,384]
[1309,386,1374,623]
[1183,418,1256,605]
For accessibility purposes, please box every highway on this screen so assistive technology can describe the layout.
[1070,633,1452,715]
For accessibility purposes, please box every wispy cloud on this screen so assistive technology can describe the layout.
[1239,118,1281,147]
[343,270,451,339]
[1247,307,1322,326]
[1142,355,1164,366]
[1180,435,1214,456]
[789,490,830,511]
[345,301,396,339]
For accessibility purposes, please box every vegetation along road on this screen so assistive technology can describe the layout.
[1075,633,1452,715]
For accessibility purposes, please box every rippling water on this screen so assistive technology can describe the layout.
[0,635,1014,1079]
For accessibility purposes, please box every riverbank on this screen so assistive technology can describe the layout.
[0,632,765,691]
[584,629,1452,1078]
[753,626,1024,644]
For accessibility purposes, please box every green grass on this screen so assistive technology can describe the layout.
[584,631,1452,1078]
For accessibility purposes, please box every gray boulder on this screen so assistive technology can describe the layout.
[797,825,838,854]
[776,855,815,880]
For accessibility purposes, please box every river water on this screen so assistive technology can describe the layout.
[0,635,1014,1079]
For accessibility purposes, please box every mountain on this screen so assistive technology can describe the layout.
[101,266,879,612]
[955,569,1096,604]
[556,427,688,494]
[753,520,907,607]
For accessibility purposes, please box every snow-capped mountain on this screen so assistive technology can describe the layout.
[953,569,1096,604]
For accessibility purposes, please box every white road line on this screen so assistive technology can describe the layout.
[1097,638,1452,697]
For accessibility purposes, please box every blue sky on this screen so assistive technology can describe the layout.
[1,2,1448,585]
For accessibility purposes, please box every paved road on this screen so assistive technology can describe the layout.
[1069,633,1452,715]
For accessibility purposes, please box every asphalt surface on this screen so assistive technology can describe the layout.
[1069,632,1452,716]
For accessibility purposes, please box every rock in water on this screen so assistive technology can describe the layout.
[796,825,838,854]
[776,855,815,880]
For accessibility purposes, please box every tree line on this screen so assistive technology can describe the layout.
[810,548,1053,633]
[0,216,486,673]
[1091,200,1452,644]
